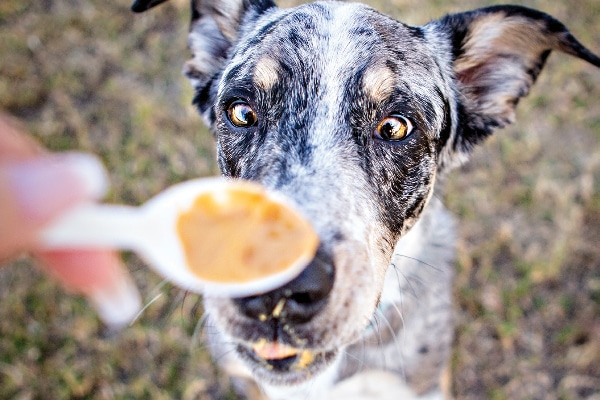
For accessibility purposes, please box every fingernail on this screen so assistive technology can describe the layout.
[87,274,142,329]
[5,152,109,222]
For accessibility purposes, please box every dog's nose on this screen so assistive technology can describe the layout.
[234,252,334,324]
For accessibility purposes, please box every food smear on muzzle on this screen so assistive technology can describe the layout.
[176,182,318,283]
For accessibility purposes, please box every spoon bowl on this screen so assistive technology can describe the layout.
[40,178,319,297]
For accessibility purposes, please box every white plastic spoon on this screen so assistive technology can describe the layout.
[39,177,319,298]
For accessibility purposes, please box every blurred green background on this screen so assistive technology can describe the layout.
[0,0,598,399]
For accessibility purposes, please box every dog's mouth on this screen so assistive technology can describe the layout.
[252,340,314,368]
[236,340,337,382]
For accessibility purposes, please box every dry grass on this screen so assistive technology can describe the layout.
[0,0,598,399]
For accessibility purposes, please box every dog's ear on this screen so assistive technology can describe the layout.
[131,0,170,13]
[435,5,600,162]
[132,0,276,121]
[183,0,276,119]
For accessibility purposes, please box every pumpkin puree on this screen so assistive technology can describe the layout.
[176,183,318,283]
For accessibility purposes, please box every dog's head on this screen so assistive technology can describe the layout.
[133,0,599,386]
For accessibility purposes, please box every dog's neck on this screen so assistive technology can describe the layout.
[342,197,456,393]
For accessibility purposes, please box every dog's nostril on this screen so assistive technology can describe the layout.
[234,250,334,324]
[290,292,315,305]
[237,295,274,320]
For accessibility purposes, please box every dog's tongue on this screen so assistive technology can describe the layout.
[252,340,316,369]
[252,340,299,360]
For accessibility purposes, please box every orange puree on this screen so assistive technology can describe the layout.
[176,183,318,283]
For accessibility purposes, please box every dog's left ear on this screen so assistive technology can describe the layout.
[433,5,600,163]
[132,0,276,122]
[131,0,170,12]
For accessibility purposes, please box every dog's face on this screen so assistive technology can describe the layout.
[133,0,600,387]
[202,2,450,384]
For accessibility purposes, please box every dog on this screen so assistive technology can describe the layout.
[131,0,600,398]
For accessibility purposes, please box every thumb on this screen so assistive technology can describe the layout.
[0,153,108,260]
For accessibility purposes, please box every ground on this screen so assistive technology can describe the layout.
[0,0,598,399]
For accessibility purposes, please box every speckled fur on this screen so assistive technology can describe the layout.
[131,0,600,398]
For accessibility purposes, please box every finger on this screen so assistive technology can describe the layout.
[37,249,141,328]
[0,112,43,161]
[0,153,108,261]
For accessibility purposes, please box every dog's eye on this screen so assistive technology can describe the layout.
[227,100,258,128]
[375,115,413,141]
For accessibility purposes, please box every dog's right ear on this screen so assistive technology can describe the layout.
[431,5,600,169]
[132,0,276,122]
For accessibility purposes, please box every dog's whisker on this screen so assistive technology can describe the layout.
[375,309,402,356]
[189,295,204,318]
[199,320,224,338]
[394,263,438,304]
[343,346,364,369]
[129,292,163,326]
[358,331,368,373]
[168,288,189,318]
[146,278,170,298]
[368,311,388,369]
[389,265,410,324]
[341,348,363,364]
[382,265,415,384]
[388,301,406,334]
[388,264,409,339]
[127,278,173,323]
[390,264,421,303]
[342,331,369,376]
[179,290,193,316]
[374,309,401,355]
[394,253,443,273]
[191,312,209,347]
[392,270,412,383]
[211,347,238,366]
[390,262,413,298]
[376,307,409,382]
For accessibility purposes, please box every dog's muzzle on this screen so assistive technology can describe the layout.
[232,251,335,370]
[233,251,334,324]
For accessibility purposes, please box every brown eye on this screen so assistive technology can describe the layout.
[375,115,413,141]
[227,100,258,127]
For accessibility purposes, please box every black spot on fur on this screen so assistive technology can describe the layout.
[245,19,280,49]
[192,74,217,115]
[407,26,425,40]
[287,28,305,48]
[452,101,499,153]
[349,26,375,37]
[436,89,453,156]
[485,4,567,34]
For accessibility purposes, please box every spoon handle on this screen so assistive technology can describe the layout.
[39,204,145,250]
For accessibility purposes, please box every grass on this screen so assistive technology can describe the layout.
[1,0,599,399]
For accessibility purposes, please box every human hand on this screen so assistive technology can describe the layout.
[0,112,141,328]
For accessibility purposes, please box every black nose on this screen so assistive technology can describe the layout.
[234,251,334,324]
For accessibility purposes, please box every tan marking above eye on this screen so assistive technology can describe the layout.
[362,65,396,103]
[253,57,280,91]
[227,101,258,127]
[375,115,413,141]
